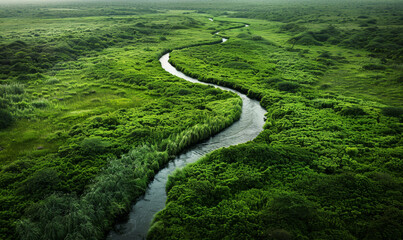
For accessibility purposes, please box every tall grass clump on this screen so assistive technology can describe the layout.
[16,145,169,240]
[0,83,25,96]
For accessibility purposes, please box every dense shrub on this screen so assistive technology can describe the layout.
[277,81,300,92]
[382,107,403,117]
[44,78,60,85]
[31,99,50,109]
[339,106,367,116]
[280,23,306,33]
[223,61,251,69]
[0,109,13,129]
[289,32,323,46]
[236,33,251,39]
[80,137,110,155]
[178,89,192,95]
[268,229,293,240]
[0,83,25,96]
[17,168,60,199]
[251,35,263,41]
[363,64,386,70]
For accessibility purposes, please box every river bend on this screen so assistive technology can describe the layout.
[107,37,266,240]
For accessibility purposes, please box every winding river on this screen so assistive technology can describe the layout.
[107,36,266,240]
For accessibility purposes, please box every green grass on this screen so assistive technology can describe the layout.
[0,7,244,239]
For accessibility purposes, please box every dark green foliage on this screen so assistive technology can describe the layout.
[341,27,403,61]
[280,23,306,33]
[223,61,251,69]
[362,64,387,70]
[268,229,293,240]
[17,194,98,240]
[382,107,403,118]
[0,109,13,129]
[152,143,379,239]
[277,81,300,92]
[152,144,316,239]
[236,32,251,39]
[17,168,60,200]
[363,207,403,240]
[178,88,192,95]
[0,15,184,81]
[0,83,24,95]
[80,137,110,155]
[289,32,323,46]
[339,106,367,116]
[251,35,263,41]
[31,99,50,109]
[283,19,402,62]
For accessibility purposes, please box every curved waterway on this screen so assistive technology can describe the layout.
[107,38,267,240]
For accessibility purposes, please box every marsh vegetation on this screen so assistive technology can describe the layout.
[0,0,402,239]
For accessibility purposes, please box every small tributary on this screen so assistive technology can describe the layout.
[107,37,266,240]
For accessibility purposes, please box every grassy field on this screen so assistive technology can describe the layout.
[0,7,243,239]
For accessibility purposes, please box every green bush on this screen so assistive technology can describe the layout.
[277,81,300,92]
[236,33,251,39]
[0,83,25,96]
[31,99,50,109]
[268,229,293,240]
[45,78,60,84]
[251,35,263,41]
[280,23,307,33]
[382,107,403,117]
[0,109,13,129]
[339,106,366,116]
[17,168,60,199]
[80,137,110,155]
[345,147,359,156]
[223,61,251,69]
[363,64,386,70]
[289,32,323,46]
[312,99,336,109]
[178,89,192,95]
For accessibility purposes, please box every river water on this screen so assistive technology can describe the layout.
[107,38,266,240]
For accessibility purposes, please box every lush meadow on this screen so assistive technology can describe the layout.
[0,6,242,239]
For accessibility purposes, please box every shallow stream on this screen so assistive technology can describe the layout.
[107,37,266,240]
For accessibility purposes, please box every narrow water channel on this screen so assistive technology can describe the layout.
[107,37,267,240]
